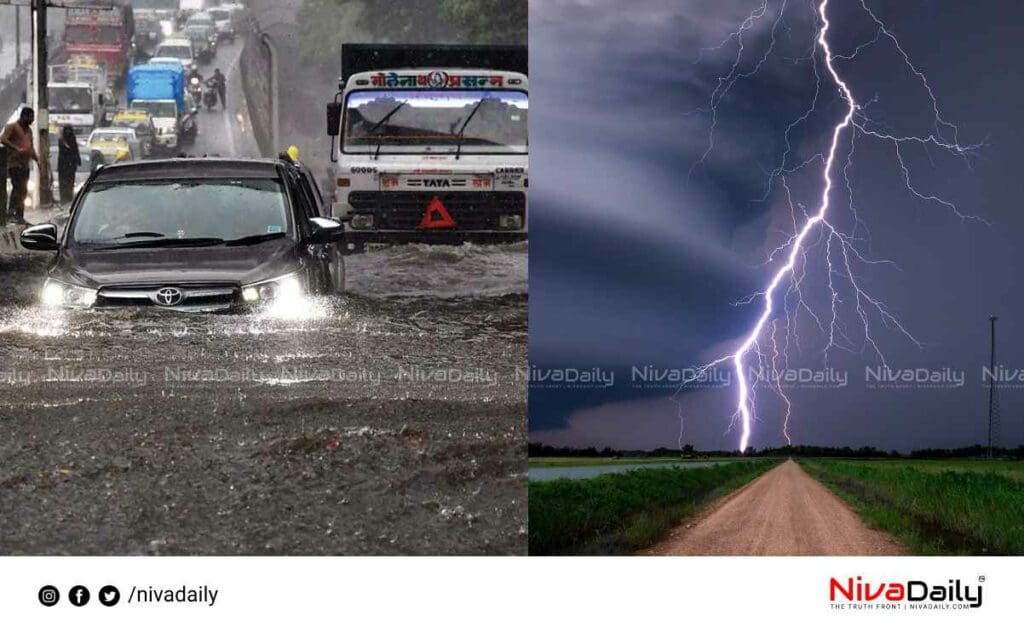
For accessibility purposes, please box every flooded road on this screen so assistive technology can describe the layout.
[0,245,527,554]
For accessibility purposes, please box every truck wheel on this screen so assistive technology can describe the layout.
[329,248,346,294]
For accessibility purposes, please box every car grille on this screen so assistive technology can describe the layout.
[95,284,238,310]
[347,191,526,231]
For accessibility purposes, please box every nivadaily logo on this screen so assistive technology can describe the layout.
[829,575,984,610]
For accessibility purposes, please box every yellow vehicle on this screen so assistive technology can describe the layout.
[110,110,157,157]
[86,127,139,164]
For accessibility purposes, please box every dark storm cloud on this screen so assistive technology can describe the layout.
[530,0,1024,450]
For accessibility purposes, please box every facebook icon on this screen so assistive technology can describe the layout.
[69,585,90,607]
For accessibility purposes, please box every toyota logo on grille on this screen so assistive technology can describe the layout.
[154,287,184,306]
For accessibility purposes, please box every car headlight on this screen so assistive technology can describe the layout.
[241,272,303,303]
[41,279,97,308]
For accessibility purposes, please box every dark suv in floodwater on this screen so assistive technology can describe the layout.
[20,158,344,312]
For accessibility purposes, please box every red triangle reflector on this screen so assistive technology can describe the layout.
[419,196,457,229]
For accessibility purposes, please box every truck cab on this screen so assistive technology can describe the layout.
[47,82,100,138]
[326,44,528,250]
[63,1,135,82]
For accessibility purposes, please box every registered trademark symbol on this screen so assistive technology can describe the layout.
[978,575,986,583]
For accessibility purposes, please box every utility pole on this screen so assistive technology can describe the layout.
[33,0,53,207]
[987,315,998,459]
[16,4,22,67]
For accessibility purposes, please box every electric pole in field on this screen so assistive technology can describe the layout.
[987,315,998,459]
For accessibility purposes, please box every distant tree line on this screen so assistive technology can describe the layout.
[296,0,527,65]
[529,442,1024,460]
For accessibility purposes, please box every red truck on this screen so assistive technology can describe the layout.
[63,1,135,82]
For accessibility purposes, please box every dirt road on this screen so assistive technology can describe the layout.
[647,459,904,555]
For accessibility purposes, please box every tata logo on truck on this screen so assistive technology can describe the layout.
[829,576,984,609]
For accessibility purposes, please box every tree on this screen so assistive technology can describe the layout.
[440,0,527,44]
[296,0,526,65]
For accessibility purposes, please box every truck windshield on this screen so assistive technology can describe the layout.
[133,101,177,118]
[49,87,93,113]
[344,89,528,154]
[65,25,123,45]
[71,179,290,247]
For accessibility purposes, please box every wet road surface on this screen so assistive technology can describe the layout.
[0,244,527,554]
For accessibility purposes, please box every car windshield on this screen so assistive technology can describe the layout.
[90,132,132,145]
[133,101,177,118]
[72,179,290,246]
[344,89,528,154]
[157,45,192,60]
[209,9,229,20]
[49,87,92,113]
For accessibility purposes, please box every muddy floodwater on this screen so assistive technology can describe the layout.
[0,244,527,554]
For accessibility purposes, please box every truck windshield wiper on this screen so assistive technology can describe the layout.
[454,96,489,160]
[95,237,226,250]
[370,100,408,160]
[223,232,287,246]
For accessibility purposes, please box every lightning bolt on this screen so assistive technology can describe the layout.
[678,0,982,452]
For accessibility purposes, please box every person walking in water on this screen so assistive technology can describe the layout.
[0,106,39,225]
[57,125,81,204]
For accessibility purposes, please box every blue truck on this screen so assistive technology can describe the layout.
[126,63,198,150]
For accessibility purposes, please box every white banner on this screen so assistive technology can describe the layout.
[1,557,1018,630]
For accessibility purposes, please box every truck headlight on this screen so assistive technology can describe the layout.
[41,279,97,308]
[241,272,303,303]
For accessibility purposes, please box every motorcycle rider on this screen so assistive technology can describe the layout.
[187,67,204,99]
[208,68,227,110]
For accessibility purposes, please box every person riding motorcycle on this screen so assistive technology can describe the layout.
[186,68,203,101]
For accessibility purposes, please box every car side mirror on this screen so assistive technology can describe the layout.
[326,102,342,137]
[20,223,59,251]
[306,216,342,244]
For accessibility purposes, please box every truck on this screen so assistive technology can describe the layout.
[63,0,135,81]
[325,44,529,250]
[47,82,102,138]
[48,59,115,130]
[126,63,197,151]
[131,0,181,58]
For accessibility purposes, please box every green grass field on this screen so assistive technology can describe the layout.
[799,458,1024,554]
[529,456,737,468]
[528,459,780,555]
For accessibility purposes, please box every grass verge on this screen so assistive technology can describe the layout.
[799,459,1024,554]
[528,459,780,555]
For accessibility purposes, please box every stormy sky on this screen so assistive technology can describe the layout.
[528,0,1024,451]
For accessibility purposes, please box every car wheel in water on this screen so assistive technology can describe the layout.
[329,248,346,294]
